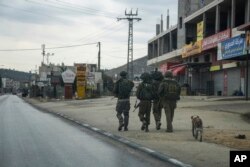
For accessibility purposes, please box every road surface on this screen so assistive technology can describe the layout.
[0,95,172,167]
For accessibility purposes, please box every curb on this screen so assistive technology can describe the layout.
[24,98,192,167]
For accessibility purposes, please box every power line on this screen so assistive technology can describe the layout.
[50,0,120,16]
[75,22,126,42]
[0,3,63,20]
[25,0,116,19]
[0,42,98,52]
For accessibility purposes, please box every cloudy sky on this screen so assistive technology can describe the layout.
[0,0,178,72]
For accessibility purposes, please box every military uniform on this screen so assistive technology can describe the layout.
[136,72,153,132]
[158,71,180,132]
[113,71,134,131]
[151,71,163,130]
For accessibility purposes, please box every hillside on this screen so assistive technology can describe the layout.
[104,56,154,78]
[0,69,32,82]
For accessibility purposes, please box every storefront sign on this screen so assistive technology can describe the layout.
[61,69,76,84]
[218,35,247,60]
[210,65,220,71]
[75,64,86,99]
[182,40,202,58]
[222,62,238,69]
[197,21,204,41]
[202,29,231,51]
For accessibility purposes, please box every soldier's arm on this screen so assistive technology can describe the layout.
[113,80,120,96]
[136,84,142,99]
[158,82,164,97]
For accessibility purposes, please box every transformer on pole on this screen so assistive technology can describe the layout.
[117,9,141,80]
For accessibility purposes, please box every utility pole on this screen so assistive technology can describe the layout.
[42,44,45,64]
[117,9,141,80]
[97,42,101,71]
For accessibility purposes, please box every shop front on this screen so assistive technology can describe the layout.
[217,35,247,96]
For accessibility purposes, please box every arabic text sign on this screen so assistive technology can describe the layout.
[220,35,246,60]
[202,29,231,51]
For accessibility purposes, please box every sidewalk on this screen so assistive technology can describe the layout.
[24,96,250,167]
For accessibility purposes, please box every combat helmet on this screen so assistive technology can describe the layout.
[140,72,151,81]
[151,71,163,81]
[120,71,127,78]
[164,71,173,78]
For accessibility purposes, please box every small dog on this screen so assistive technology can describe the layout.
[191,115,203,142]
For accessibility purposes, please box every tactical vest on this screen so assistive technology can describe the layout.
[161,79,180,100]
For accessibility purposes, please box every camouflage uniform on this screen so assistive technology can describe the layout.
[158,71,181,132]
[136,72,153,132]
[113,71,134,131]
[151,71,163,130]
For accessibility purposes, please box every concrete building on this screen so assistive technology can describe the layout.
[147,0,250,97]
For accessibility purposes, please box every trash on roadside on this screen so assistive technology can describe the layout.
[235,134,246,139]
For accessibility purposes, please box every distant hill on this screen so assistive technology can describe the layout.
[0,69,32,82]
[104,56,154,78]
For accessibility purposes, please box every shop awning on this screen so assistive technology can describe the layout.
[171,66,186,76]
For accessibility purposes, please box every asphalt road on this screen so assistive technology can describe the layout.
[0,95,171,167]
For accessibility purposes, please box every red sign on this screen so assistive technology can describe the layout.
[202,29,231,51]
[160,62,179,73]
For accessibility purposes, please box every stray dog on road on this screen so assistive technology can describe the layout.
[191,115,203,142]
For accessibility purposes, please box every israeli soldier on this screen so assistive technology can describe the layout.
[136,72,153,132]
[113,71,134,131]
[158,71,181,132]
[151,70,164,130]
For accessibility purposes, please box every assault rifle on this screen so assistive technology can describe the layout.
[132,99,140,112]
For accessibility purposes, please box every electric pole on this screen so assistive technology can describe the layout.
[117,9,141,80]
[97,42,101,72]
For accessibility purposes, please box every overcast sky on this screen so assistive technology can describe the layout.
[0,0,178,72]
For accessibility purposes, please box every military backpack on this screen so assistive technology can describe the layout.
[114,79,134,99]
[161,79,180,100]
[137,83,154,100]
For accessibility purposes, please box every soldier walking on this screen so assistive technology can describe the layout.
[158,71,181,132]
[151,70,164,130]
[136,72,154,132]
[113,71,134,131]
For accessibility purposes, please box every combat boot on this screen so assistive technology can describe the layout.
[118,123,124,131]
[141,121,146,131]
[124,127,128,131]
[156,121,161,130]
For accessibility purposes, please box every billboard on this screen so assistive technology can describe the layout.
[61,69,76,84]
[182,40,202,58]
[217,35,247,60]
[75,64,86,99]
[202,29,231,51]
[197,21,204,41]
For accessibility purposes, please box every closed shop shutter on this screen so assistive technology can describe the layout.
[227,68,241,96]
[213,71,223,95]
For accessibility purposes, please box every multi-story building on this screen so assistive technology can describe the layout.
[148,0,250,97]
